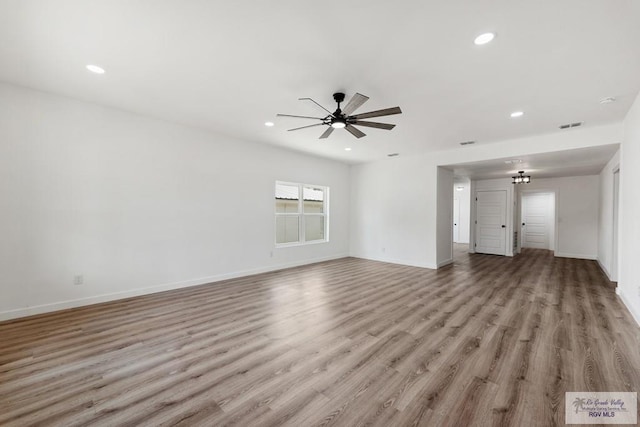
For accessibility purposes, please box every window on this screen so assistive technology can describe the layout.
[275,181,328,245]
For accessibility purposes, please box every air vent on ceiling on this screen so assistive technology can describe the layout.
[387,153,399,157]
[559,122,583,130]
[460,140,476,146]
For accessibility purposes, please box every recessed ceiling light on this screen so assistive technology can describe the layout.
[344,147,352,151]
[264,121,274,127]
[474,32,495,45]
[86,64,105,74]
[504,159,522,164]
[510,111,524,118]
[599,97,616,104]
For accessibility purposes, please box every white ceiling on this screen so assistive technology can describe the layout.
[448,144,620,180]
[1,1,639,163]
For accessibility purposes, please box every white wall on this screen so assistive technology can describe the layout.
[453,180,470,244]
[349,155,435,268]
[597,150,620,280]
[350,123,622,269]
[619,91,640,325]
[470,177,597,259]
[518,176,599,259]
[0,83,350,320]
[436,167,453,266]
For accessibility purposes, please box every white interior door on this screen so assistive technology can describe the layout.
[475,190,507,255]
[453,198,460,243]
[522,193,553,250]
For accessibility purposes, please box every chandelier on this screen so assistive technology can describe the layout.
[512,170,531,184]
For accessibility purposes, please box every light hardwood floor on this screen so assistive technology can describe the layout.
[1,247,639,426]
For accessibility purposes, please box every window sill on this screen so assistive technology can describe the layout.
[275,240,329,248]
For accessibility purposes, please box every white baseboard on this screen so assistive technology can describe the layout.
[350,254,436,270]
[0,253,349,322]
[596,258,613,281]
[554,252,597,260]
[617,288,640,327]
[437,258,453,268]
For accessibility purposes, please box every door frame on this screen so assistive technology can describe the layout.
[612,166,620,282]
[517,188,558,255]
[470,180,515,256]
[453,198,460,243]
[474,189,508,255]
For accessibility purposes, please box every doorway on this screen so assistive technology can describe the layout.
[521,192,555,250]
[452,181,471,261]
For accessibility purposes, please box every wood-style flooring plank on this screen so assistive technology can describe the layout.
[1,246,639,426]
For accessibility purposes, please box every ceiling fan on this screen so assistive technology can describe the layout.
[277,92,402,139]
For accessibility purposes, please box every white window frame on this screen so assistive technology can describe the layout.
[275,181,329,247]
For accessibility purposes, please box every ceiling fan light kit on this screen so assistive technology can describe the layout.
[331,117,347,129]
[276,92,402,139]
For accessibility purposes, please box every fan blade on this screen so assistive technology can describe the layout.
[298,97,335,117]
[319,127,335,139]
[277,114,325,120]
[345,125,366,139]
[288,123,326,132]
[351,106,402,120]
[351,120,395,130]
[342,93,369,116]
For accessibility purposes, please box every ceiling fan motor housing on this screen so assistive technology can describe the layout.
[333,92,346,104]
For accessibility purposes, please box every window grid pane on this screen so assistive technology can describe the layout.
[304,215,325,241]
[303,187,324,214]
[276,216,300,244]
[275,183,300,213]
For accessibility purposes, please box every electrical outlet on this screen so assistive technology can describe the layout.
[74,275,83,286]
[382,247,386,253]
